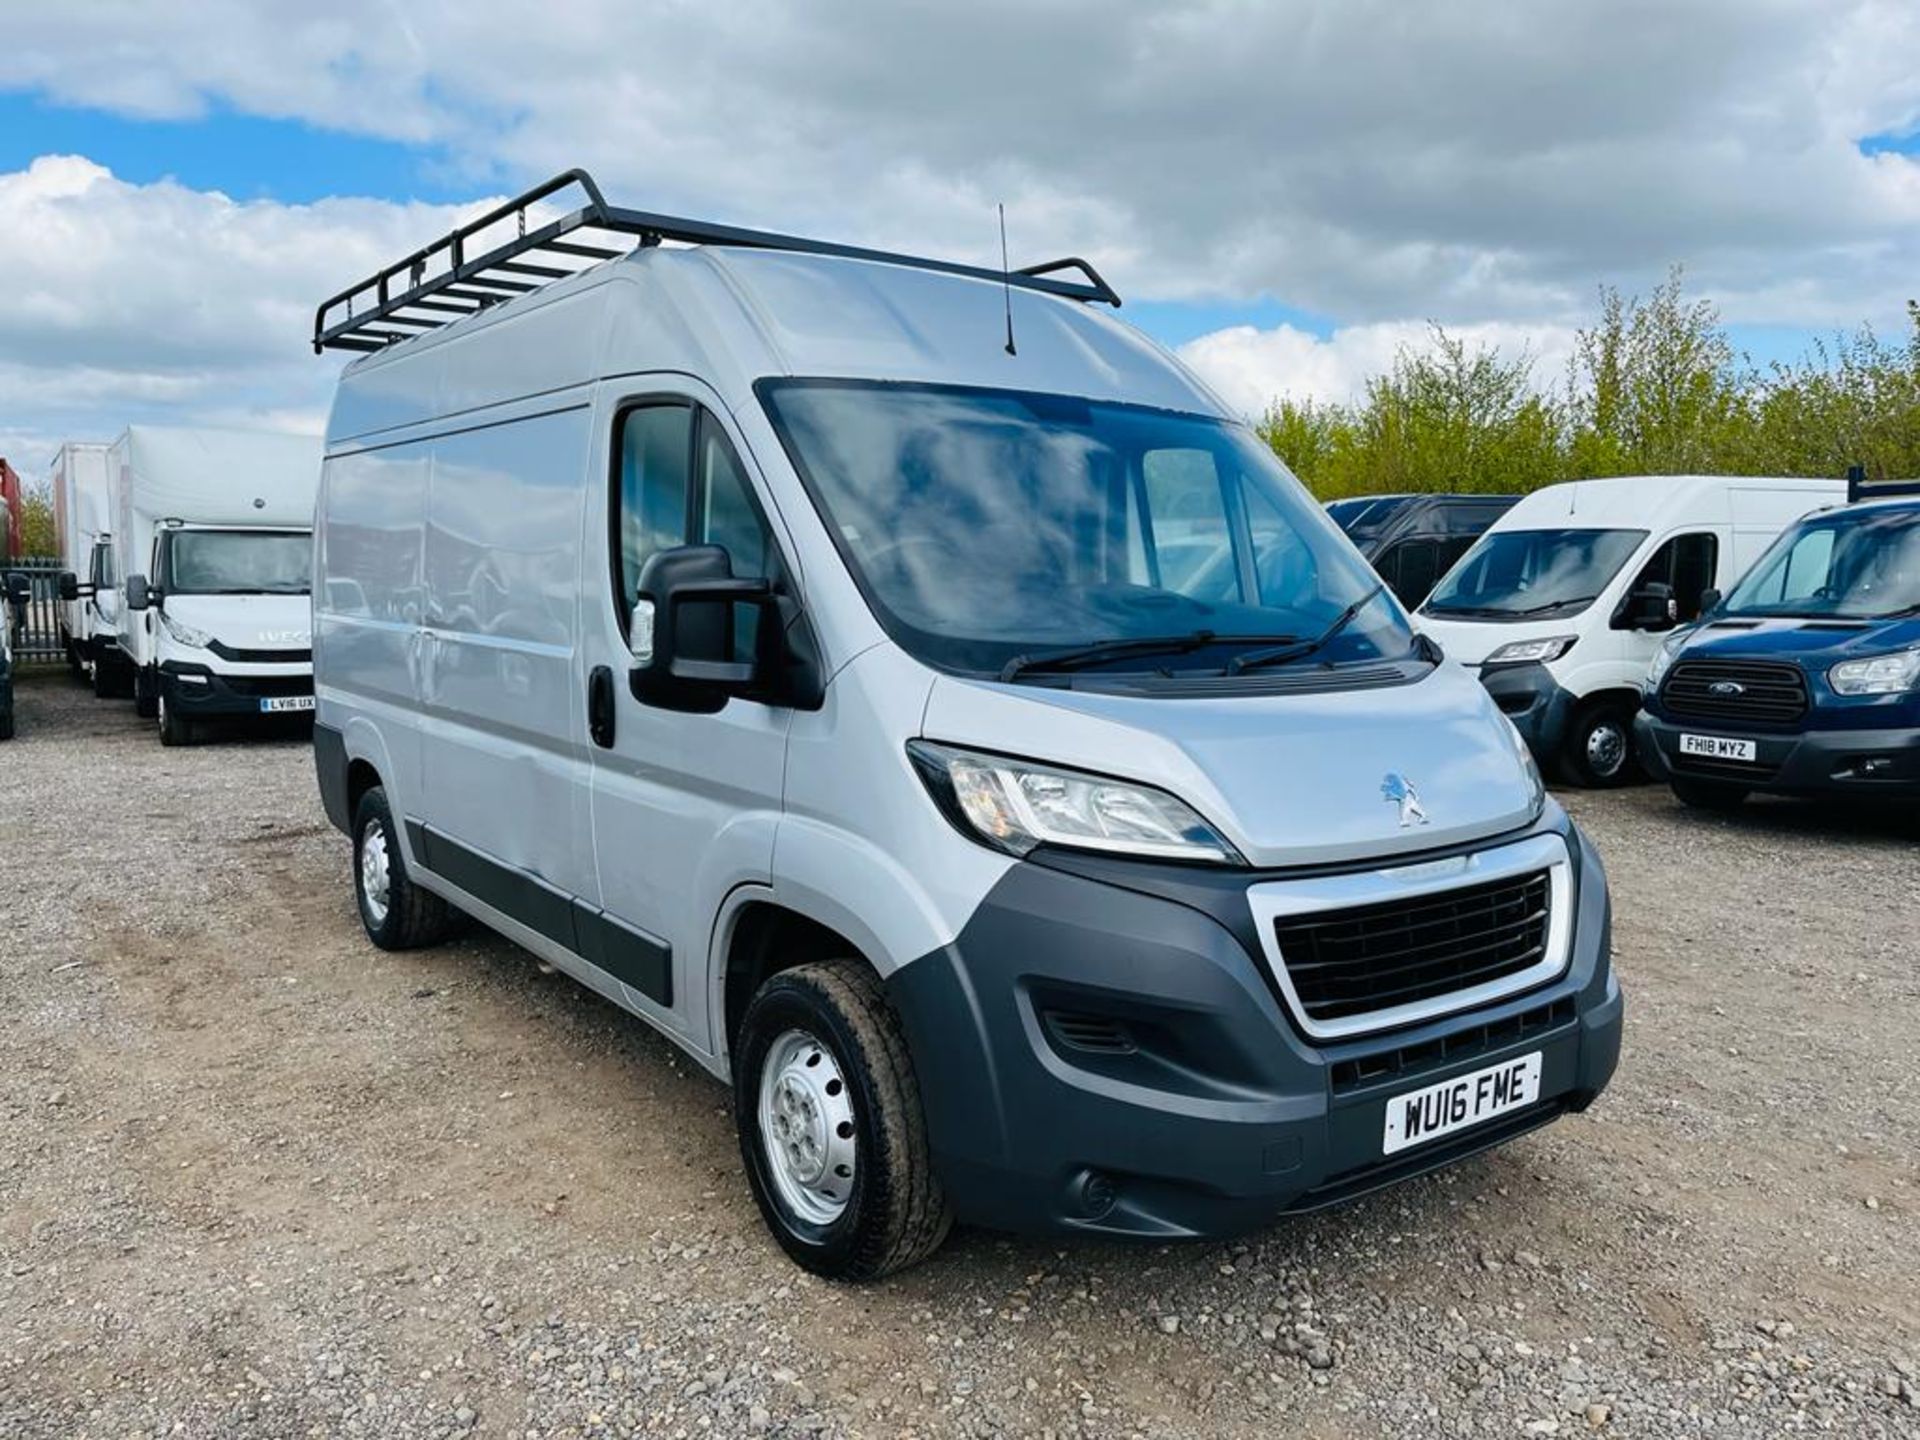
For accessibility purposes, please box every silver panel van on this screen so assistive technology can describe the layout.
[309,172,1621,1278]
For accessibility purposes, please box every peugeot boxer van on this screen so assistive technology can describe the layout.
[309,171,1622,1279]
[1417,475,1842,785]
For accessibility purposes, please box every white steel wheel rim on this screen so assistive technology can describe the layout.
[757,1028,857,1227]
[359,819,392,927]
[1587,719,1627,776]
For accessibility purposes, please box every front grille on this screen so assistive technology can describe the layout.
[207,639,312,664]
[1661,659,1808,727]
[1330,996,1575,1094]
[1273,871,1552,1026]
[220,674,313,699]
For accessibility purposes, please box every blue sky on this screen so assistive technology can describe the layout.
[1,1,1916,477]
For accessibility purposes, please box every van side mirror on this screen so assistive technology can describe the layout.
[1698,586,1721,616]
[57,570,82,602]
[125,574,152,612]
[628,544,775,714]
[1620,580,1675,631]
[3,572,28,609]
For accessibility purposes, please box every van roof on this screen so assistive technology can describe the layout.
[320,170,1230,446]
[1488,474,1844,531]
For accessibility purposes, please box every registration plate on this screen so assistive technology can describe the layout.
[1679,732,1756,763]
[1382,1051,1542,1155]
[260,695,316,714]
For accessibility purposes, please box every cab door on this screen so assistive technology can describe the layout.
[580,380,793,1055]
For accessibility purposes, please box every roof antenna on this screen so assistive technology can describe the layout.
[998,203,1017,356]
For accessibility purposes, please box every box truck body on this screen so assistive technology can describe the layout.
[104,426,321,740]
[52,441,114,666]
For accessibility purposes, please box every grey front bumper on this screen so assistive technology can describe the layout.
[886,815,1622,1240]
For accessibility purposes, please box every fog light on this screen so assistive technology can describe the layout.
[176,673,210,686]
[1077,1170,1117,1219]
[1853,756,1894,777]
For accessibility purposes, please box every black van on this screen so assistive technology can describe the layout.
[1328,493,1519,607]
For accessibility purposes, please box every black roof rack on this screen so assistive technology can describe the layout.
[1846,464,1920,504]
[312,168,1122,355]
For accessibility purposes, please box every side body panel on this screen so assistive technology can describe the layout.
[420,400,596,909]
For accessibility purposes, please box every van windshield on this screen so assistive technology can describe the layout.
[1721,507,1920,620]
[1423,528,1646,620]
[163,530,311,596]
[759,380,1413,677]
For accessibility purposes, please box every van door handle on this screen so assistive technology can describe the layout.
[587,665,616,748]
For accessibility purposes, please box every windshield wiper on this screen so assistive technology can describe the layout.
[999,629,1305,682]
[1228,583,1386,675]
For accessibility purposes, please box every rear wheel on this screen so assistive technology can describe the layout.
[1671,777,1749,812]
[157,692,196,747]
[735,960,951,1280]
[352,785,453,950]
[1560,702,1638,788]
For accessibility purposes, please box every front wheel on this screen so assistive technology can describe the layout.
[735,961,951,1280]
[157,692,196,747]
[133,666,158,719]
[1671,777,1749,812]
[1561,702,1639,788]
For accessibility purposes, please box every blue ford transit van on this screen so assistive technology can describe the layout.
[1637,483,1920,810]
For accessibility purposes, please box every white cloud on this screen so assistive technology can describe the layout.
[3,2,1920,474]
[1178,321,1580,417]
[0,156,476,482]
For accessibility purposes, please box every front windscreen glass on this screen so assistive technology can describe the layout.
[164,530,311,595]
[1722,507,1920,619]
[758,381,1414,678]
[1423,528,1647,620]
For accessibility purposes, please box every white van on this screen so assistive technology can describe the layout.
[102,426,322,745]
[51,441,113,676]
[1417,475,1843,785]
[310,171,1623,1278]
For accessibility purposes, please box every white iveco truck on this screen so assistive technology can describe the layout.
[101,426,322,745]
[51,441,114,676]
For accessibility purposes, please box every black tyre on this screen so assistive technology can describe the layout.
[0,692,13,741]
[351,785,453,950]
[65,640,84,679]
[1671,777,1749,812]
[91,654,119,700]
[133,666,158,719]
[735,960,952,1280]
[1560,702,1639,788]
[157,691,196,747]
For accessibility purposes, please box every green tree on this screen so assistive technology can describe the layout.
[1345,326,1565,496]
[1565,268,1747,475]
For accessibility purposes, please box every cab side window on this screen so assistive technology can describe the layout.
[90,538,115,589]
[1632,532,1719,622]
[614,401,775,639]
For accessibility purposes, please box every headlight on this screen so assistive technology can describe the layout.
[1644,631,1687,692]
[1829,648,1920,696]
[907,741,1242,865]
[160,612,213,649]
[1483,635,1577,668]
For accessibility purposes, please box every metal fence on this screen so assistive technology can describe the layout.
[5,557,71,665]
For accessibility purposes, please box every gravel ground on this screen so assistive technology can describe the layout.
[1,669,1916,1439]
